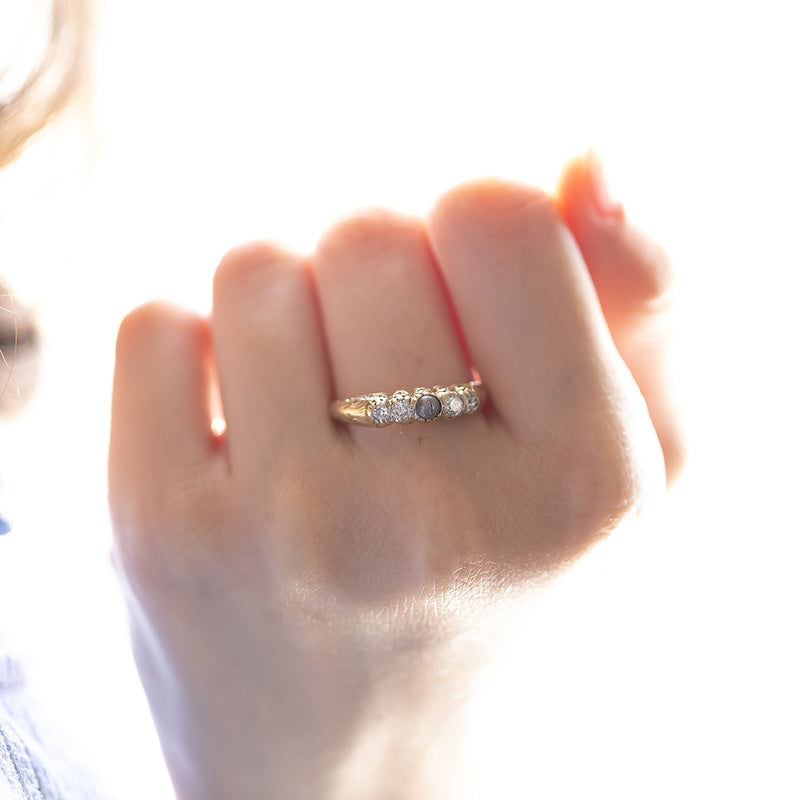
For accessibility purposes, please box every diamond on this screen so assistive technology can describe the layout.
[463,387,480,413]
[441,392,465,417]
[369,402,391,425]
[390,394,414,423]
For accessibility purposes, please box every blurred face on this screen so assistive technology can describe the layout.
[0,280,39,415]
[1,0,89,415]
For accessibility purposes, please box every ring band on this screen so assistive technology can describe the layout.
[330,381,487,427]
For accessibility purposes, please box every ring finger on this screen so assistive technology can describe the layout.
[312,209,473,436]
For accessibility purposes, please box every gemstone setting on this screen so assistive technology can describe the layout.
[368,394,391,426]
[415,393,442,421]
[389,391,415,424]
[331,381,484,426]
[462,385,480,413]
[441,391,465,417]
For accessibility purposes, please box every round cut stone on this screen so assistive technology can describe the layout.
[463,388,480,413]
[441,392,465,417]
[415,394,442,421]
[390,397,414,423]
[370,403,391,425]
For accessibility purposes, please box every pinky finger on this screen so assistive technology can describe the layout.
[109,303,220,527]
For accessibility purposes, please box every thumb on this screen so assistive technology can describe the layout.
[556,152,685,484]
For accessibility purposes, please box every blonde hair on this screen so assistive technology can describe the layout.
[1,0,91,409]
[0,0,92,169]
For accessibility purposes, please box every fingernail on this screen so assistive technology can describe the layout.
[586,149,623,218]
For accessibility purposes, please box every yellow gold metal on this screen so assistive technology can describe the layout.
[330,381,487,427]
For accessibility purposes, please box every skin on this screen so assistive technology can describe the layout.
[108,155,683,799]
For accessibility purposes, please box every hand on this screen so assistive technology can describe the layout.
[108,156,682,799]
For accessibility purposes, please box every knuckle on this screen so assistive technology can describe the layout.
[569,405,657,537]
[535,373,659,552]
[115,302,208,370]
[116,301,183,354]
[433,178,562,239]
[624,228,674,306]
[314,208,424,274]
[213,240,300,305]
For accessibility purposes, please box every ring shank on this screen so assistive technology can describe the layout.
[330,381,486,427]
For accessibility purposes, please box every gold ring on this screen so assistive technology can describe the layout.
[330,381,486,427]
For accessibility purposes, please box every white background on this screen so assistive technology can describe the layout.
[1,0,798,797]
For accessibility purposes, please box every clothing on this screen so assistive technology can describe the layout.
[0,647,105,800]
[0,477,106,799]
